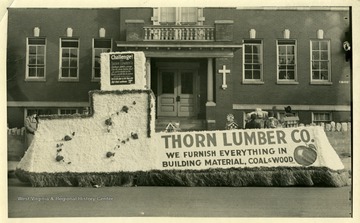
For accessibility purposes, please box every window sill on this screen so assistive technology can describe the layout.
[58,78,80,82]
[25,78,46,82]
[276,81,299,85]
[310,81,333,85]
[242,81,265,85]
[91,78,100,83]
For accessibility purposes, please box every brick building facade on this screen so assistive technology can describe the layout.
[6,7,352,130]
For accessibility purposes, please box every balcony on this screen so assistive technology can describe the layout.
[143,26,215,41]
[125,20,234,42]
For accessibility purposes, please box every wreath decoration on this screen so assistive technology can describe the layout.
[343,41,351,51]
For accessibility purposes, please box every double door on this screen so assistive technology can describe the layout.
[157,69,197,117]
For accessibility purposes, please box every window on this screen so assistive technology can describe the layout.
[59,108,78,115]
[277,112,299,121]
[59,38,79,81]
[310,40,331,83]
[26,108,58,117]
[277,40,297,83]
[92,39,112,81]
[160,7,176,24]
[26,108,83,117]
[26,38,46,81]
[242,39,263,83]
[152,7,204,25]
[312,112,332,124]
[179,7,198,25]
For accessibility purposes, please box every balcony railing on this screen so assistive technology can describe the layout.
[143,26,215,41]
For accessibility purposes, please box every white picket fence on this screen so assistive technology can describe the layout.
[300,122,351,132]
[7,121,351,136]
[7,127,26,136]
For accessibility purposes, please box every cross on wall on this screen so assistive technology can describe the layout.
[218,65,231,90]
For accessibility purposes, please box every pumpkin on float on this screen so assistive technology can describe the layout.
[294,144,317,166]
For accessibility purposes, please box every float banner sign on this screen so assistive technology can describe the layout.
[110,53,135,85]
[156,126,344,171]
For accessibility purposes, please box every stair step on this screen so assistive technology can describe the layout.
[155,119,206,132]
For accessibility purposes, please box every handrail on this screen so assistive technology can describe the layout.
[144,26,215,41]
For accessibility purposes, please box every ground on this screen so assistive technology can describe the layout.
[8,179,351,217]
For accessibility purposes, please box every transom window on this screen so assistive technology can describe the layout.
[26,37,46,81]
[311,40,331,83]
[152,7,204,25]
[277,40,297,82]
[60,38,79,81]
[312,112,332,124]
[242,39,263,83]
[92,39,112,81]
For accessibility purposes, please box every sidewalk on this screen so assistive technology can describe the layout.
[8,161,18,171]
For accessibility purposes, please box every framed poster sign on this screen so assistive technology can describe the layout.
[110,53,135,85]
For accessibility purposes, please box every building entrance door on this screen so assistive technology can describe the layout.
[157,69,197,117]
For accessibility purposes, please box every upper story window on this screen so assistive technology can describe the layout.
[310,40,331,84]
[179,7,198,25]
[159,7,176,24]
[92,38,112,81]
[59,38,79,81]
[152,7,205,25]
[277,40,297,83]
[242,39,263,84]
[26,37,46,81]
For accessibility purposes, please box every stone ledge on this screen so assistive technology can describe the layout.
[214,20,234,24]
[125,20,145,24]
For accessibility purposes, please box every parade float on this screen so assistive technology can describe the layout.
[16,52,349,187]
